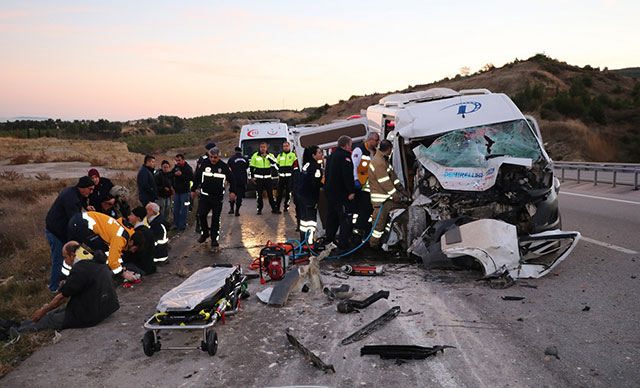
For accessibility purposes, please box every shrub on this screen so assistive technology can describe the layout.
[513,82,546,111]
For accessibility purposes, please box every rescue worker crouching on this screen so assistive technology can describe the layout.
[275,141,298,213]
[121,206,157,276]
[192,147,236,248]
[297,145,324,244]
[250,142,278,214]
[66,211,145,282]
[368,139,409,249]
[146,202,170,263]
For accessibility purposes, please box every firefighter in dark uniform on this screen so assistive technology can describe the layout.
[250,142,278,214]
[275,141,298,212]
[351,132,379,238]
[192,147,235,248]
[324,135,356,252]
[193,142,215,233]
[297,145,324,244]
[228,146,248,216]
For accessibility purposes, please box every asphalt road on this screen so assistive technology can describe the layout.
[2,183,639,388]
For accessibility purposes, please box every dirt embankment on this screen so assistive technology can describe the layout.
[0,137,143,170]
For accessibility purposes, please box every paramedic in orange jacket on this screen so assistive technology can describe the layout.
[67,211,144,281]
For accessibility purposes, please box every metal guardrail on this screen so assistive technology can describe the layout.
[552,161,640,190]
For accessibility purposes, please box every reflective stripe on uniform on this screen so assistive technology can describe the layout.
[153,256,168,263]
[155,224,168,246]
[370,193,389,203]
[213,173,226,180]
[388,188,397,196]
[82,212,96,229]
[278,173,292,177]
[254,174,268,179]
[112,266,123,274]
[378,175,390,183]
[61,262,72,276]
[393,179,400,185]
[116,227,125,237]
[369,164,375,172]
[300,220,317,228]
[371,230,384,238]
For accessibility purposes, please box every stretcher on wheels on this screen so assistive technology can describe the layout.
[142,265,248,356]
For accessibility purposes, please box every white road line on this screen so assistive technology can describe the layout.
[580,236,639,255]
[560,191,640,205]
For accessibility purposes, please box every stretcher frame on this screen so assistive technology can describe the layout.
[142,265,248,356]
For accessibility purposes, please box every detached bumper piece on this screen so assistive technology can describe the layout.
[337,290,390,313]
[361,344,456,360]
[285,329,335,373]
[341,306,401,345]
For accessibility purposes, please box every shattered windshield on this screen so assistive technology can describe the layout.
[420,119,542,168]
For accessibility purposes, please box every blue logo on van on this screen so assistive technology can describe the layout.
[441,101,482,115]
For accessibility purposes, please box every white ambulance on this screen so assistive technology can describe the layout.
[238,120,291,160]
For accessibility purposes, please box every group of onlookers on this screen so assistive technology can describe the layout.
[136,153,194,231]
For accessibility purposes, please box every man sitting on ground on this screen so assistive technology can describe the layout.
[11,241,119,333]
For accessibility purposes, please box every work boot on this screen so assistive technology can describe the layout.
[257,209,262,215]
[235,207,240,216]
[197,234,208,243]
[228,202,234,214]
[211,239,219,248]
[272,208,281,214]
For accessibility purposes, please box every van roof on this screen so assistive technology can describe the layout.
[395,93,524,139]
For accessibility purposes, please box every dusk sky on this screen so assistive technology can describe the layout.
[1,0,637,121]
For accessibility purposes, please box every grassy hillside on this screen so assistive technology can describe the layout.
[612,67,640,79]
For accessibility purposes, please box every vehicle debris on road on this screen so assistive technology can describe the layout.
[285,329,335,373]
[337,290,390,314]
[341,306,401,345]
[360,344,455,360]
[501,296,525,301]
[323,284,354,300]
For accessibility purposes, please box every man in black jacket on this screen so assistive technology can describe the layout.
[227,146,248,216]
[324,135,356,252]
[13,241,119,332]
[45,176,94,292]
[171,153,194,230]
[155,160,174,221]
[192,147,236,248]
[137,155,157,206]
